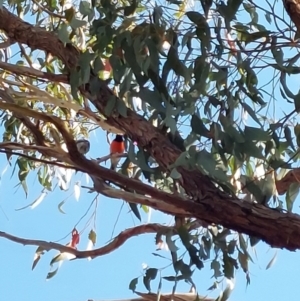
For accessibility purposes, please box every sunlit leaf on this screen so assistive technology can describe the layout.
[16,191,47,211]
[266,251,277,270]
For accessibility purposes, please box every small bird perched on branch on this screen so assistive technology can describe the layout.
[110,134,125,170]
[75,139,90,155]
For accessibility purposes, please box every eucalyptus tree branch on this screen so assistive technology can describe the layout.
[95,153,128,164]
[0,140,68,162]
[31,0,65,19]
[134,292,214,301]
[0,60,68,82]
[0,60,121,134]
[1,6,300,251]
[0,149,73,170]
[0,223,177,259]
[283,0,300,33]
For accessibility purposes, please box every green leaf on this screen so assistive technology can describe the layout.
[227,240,237,254]
[191,114,210,137]
[241,103,262,126]
[79,1,93,18]
[116,99,128,117]
[136,88,165,113]
[238,251,248,273]
[244,126,271,142]
[57,23,71,44]
[104,95,117,116]
[21,180,28,198]
[129,277,138,292]
[32,246,46,270]
[167,46,190,82]
[58,200,66,214]
[238,234,249,257]
[46,268,59,280]
[174,151,190,168]
[271,38,283,65]
[174,259,193,278]
[265,12,272,24]
[211,259,222,278]
[88,229,97,245]
[284,126,295,150]
[186,11,207,27]
[170,168,182,180]
[70,17,87,29]
[293,90,300,112]
[244,31,271,45]
[222,253,236,279]
[163,276,184,282]
[200,236,211,260]
[228,126,246,144]
[143,268,158,292]
[124,0,137,16]
[178,226,203,270]
[136,149,153,172]
[165,231,179,252]
[266,251,277,270]
[78,51,93,84]
[286,183,300,212]
[129,202,141,221]
[50,253,66,266]
[196,150,228,182]
[15,191,47,211]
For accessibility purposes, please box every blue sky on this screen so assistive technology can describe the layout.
[1,1,300,301]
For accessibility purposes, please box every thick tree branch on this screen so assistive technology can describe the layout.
[283,0,300,32]
[3,133,300,251]
[1,6,300,251]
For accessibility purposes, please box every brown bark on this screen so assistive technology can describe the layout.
[283,0,300,32]
[89,292,214,301]
[0,6,300,250]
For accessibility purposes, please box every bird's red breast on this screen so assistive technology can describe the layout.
[110,135,125,154]
[110,135,125,170]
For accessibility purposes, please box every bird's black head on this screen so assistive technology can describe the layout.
[115,135,123,142]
